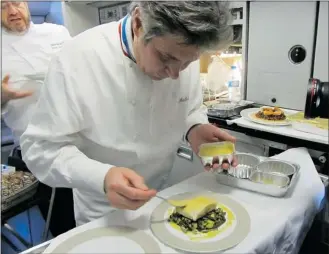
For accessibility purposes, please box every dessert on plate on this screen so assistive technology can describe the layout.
[167,196,226,234]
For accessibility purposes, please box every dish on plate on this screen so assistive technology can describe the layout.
[288,112,329,130]
[168,196,226,234]
[241,108,291,126]
[254,106,286,121]
[150,192,250,253]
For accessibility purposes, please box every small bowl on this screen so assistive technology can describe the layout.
[228,153,260,179]
[256,160,296,177]
[198,142,235,169]
[249,171,290,188]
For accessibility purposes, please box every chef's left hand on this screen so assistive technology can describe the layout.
[187,124,238,171]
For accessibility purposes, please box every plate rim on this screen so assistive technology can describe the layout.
[150,191,250,253]
[44,226,161,254]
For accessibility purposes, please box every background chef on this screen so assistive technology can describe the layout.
[1,1,74,236]
[21,1,237,226]
[1,1,71,144]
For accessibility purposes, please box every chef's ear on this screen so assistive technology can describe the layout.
[132,7,144,37]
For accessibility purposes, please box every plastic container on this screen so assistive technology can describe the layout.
[206,55,230,93]
[198,142,235,172]
[227,65,241,102]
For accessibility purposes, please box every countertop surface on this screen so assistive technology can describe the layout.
[31,148,325,254]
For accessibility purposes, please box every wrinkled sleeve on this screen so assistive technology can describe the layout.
[184,61,209,141]
[20,55,113,195]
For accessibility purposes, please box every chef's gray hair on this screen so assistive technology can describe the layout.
[129,1,233,52]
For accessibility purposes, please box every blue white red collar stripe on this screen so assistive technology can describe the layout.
[119,15,136,63]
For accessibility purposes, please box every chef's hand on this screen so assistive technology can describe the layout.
[187,124,238,171]
[1,74,33,105]
[104,167,157,210]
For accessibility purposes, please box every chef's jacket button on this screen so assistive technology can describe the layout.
[129,63,133,68]
[131,100,136,105]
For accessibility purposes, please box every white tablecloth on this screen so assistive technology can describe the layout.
[227,117,328,145]
[44,148,325,254]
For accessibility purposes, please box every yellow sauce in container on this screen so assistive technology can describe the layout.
[199,142,235,157]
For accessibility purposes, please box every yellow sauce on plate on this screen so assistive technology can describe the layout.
[168,204,235,241]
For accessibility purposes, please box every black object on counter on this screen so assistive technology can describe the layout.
[304,78,329,119]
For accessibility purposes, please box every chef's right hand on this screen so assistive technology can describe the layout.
[1,74,33,105]
[104,167,157,210]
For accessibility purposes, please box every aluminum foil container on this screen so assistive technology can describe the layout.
[198,142,235,171]
[249,171,290,188]
[256,160,296,177]
[228,153,260,178]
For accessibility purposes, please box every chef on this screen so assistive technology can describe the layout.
[1,1,71,144]
[21,1,237,226]
[1,1,75,237]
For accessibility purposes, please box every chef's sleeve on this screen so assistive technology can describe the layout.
[184,61,209,141]
[20,56,112,196]
[1,103,9,116]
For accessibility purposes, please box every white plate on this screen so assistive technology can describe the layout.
[240,108,292,126]
[44,226,161,253]
[150,191,250,253]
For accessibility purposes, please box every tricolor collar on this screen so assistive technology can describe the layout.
[118,15,136,63]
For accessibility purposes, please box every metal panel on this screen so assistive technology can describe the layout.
[247,2,316,110]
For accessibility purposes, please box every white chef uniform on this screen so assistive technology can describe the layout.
[20,15,208,226]
[1,22,71,144]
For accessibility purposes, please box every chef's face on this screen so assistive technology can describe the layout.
[131,9,200,81]
[1,1,30,33]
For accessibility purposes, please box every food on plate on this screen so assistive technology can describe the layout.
[255,107,286,121]
[199,142,235,157]
[316,118,329,130]
[288,112,328,130]
[167,196,226,233]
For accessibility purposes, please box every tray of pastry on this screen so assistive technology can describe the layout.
[214,153,300,197]
[1,171,39,212]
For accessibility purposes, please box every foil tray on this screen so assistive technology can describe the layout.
[215,154,300,197]
[207,101,247,118]
[1,171,39,212]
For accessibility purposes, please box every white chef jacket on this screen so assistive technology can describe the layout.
[1,22,71,144]
[20,19,209,226]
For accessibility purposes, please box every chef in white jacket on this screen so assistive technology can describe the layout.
[21,1,237,226]
[1,1,71,144]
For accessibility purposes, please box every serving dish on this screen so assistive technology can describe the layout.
[198,142,235,171]
[215,153,300,197]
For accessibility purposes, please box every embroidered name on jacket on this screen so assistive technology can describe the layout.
[179,96,189,103]
[50,41,64,50]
